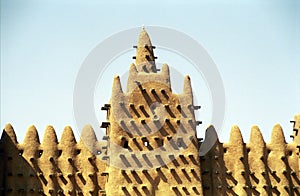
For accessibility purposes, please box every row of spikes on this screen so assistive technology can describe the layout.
[112,69,193,96]
[201,124,299,196]
[208,124,290,146]
[203,123,295,147]
[0,124,100,148]
[1,123,295,148]
[232,124,286,146]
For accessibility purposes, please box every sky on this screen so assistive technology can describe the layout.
[1,0,299,143]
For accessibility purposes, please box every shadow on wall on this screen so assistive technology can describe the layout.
[0,128,43,195]
[0,124,107,196]
[200,125,300,196]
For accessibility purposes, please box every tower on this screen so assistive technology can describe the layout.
[103,28,203,195]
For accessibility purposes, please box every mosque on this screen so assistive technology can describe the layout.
[0,28,299,196]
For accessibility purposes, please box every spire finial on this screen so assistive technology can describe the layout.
[183,75,193,95]
[112,75,123,95]
[135,27,157,73]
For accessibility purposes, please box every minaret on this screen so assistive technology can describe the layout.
[104,27,203,196]
[127,28,170,93]
[134,27,157,73]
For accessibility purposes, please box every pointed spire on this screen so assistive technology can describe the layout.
[135,27,157,73]
[1,124,18,144]
[205,125,219,143]
[127,63,138,93]
[137,27,153,48]
[23,125,40,144]
[183,75,193,95]
[229,125,244,145]
[80,125,97,144]
[42,125,58,145]
[60,126,76,146]
[270,124,286,145]
[249,125,265,146]
[80,125,97,152]
[112,75,123,98]
[161,63,171,86]
[161,64,170,76]
[199,125,219,156]
[129,63,138,75]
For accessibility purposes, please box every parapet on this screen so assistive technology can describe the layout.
[0,113,299,195]
[0,125,107,195]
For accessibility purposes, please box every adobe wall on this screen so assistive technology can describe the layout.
[0,114,299,195]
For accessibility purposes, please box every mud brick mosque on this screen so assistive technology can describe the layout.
[0,28,299,196]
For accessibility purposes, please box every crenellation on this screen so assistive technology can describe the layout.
[183,75,193,97]
[3,124,18,144]
[248,125,269,195]
[224,126,249,195]
[2,123,296,195]
[39,125,59,194]
[21,125,41,164]
[267,124,289,194]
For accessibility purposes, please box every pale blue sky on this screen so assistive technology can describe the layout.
[1,0,299,143]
